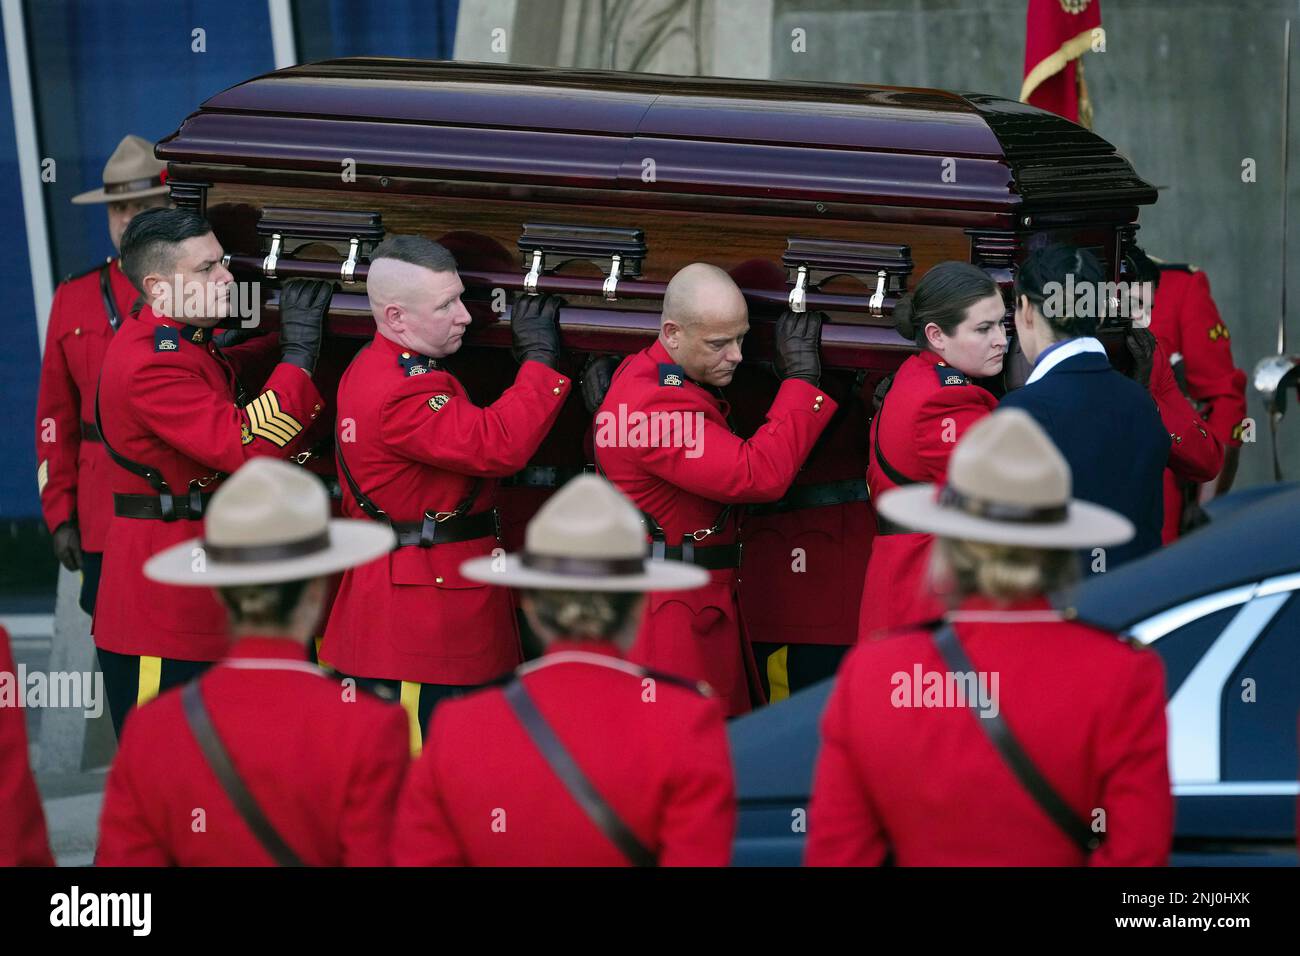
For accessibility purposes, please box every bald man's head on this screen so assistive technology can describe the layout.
[367,235,470,358]
[659,263,749,387]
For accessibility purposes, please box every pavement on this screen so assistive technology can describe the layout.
[3,596,108,867]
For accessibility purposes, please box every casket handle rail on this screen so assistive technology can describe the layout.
[249,207,386,285]
[517,223,646,302]
[782,237,913,318]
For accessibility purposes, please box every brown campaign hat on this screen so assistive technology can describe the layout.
[71,134,168,205]
[876,408,1135,550]
[144,459,395,586]
[460,474,708,592]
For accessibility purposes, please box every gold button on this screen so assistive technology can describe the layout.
[815,395,823,402]
[74,327,81,335]
[401,351,410,358]
[313,404,321,413]
[435,576,444,584]
[557,378,566,385]
[813,404,822,412]
[553,387,561,395]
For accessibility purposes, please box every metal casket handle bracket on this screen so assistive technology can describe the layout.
[869,270,887,317]
[262,234,282,279]
[340,237,360,284]
[603,254,622,301]
[788,265,808,314]
[523,249,543,295]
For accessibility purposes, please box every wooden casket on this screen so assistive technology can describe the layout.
[157,59,1157,647]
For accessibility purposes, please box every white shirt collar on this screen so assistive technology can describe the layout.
[1024,336,1106,385]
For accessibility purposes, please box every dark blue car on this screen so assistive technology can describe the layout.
[729,485,1300,865]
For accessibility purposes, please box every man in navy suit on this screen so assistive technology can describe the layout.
[999,245,1169,569]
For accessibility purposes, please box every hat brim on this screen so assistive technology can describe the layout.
[877,484,1135,549]
[143,520,396,587]
[71,183,169,205]
[460,554,709,592]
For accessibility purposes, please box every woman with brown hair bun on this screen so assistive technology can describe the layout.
[858,261,1007,638]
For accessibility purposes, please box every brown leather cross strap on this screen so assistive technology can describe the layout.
[180,681,305,867]
[502,678,656,867]
[929,623,1102,855]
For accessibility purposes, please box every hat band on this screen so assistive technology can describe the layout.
[938,484,1068,524]
[203,529,331,564]
[520,551,646,578]
[105,175,164,195]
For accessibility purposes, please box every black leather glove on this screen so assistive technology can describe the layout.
[774,309,824,385]
[214,324,269,350]
[580,354,620,414]
[511,294,564,368]
[52,521,82,572]
[1125,326,1157,390]
[278,278,332,374]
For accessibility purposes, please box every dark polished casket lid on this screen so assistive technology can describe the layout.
[158,58,1155,217]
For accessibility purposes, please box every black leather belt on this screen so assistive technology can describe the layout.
[390,508,500,549]
[500,465,593,489]
[81,420,102,443]
[874,513,914,537]
[653,541,742,570]
[747,478,870,517]
[115,490,214,521]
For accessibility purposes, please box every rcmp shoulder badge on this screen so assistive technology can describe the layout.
[658,363,686,387]
[154,326,179,352]
[398,351,431,376]
[428,394,451,412]
[935,364,969,387]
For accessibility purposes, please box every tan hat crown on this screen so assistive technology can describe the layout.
[523,475,647,561]
[204,458,328,550]
[71,134,168,205]
[945,408,1072,509]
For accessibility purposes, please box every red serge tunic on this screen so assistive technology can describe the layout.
[392,641,735,866]
[857,351,997,638]
[807,597,1172,866]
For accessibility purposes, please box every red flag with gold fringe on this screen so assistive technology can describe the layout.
[1021,0,1103,127]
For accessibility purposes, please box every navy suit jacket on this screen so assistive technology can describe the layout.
[999,350,1169,569]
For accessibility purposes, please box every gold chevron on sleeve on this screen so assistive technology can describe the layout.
[244,389,303,448]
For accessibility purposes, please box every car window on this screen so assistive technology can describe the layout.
[1222,591,1300,781]
[1152,605,1242,697]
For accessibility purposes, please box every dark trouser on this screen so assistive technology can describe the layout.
[79,551,103,617]
[332,671,483,755]
[751,642,851,704]
[97,648,212,739]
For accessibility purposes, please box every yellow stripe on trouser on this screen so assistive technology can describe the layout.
[400,681,423,757]
[766,645,790,704]
[137,656,163,707]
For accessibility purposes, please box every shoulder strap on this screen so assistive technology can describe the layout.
[929,623,1102,854]
[872,386,921,487]
[94,382,169,493]
[334,346,482,522]
[502,679,657,867]
[99,261,123,332]
[180,681,305,867]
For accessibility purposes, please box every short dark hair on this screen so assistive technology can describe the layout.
[369,234,458,274]
[1123,245,1161,288]
[119,207,213,293]
[893,261,1000,347]
[1015,243,1107,338]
